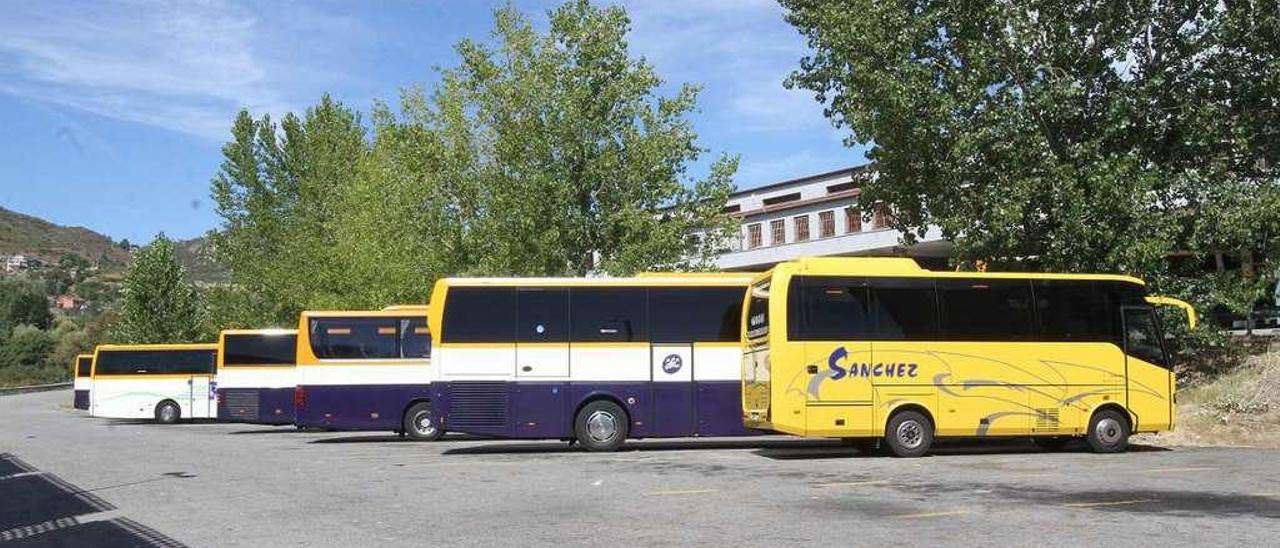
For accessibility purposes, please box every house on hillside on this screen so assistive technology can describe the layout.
[54,294,86,313]
[4,254,41,272]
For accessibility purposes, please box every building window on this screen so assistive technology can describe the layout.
[763,192,802,206]
[873,203,892,229]
[818,211,835,238]
[746,223,762,249]
[794,215,810,242]
[845,206,862,233]
[770,219,786,246]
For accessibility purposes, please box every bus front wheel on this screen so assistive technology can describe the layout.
[1086,409,1130,454]
[574,400,628,452]
[884,410,933,458]
[155,401,181,424]
[403,402,444,441]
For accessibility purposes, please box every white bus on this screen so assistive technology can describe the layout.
[424,274,757,451]
[90,344,218,424]
[216,329,298,425]
[72,353,92,410]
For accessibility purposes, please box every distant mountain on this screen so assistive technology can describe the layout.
[0,206,229,283]
[0,206,131,267]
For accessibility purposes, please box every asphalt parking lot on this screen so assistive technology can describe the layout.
[2,390,1278,547]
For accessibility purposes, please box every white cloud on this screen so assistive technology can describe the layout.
[620,0,833,134]
[0,0,360,140]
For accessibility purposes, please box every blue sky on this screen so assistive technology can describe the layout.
[0,0,865,242]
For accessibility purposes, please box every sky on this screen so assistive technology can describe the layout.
[0,0,866,243]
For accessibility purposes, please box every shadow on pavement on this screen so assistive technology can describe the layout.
[308,433,485,444]
[441,437,840,455]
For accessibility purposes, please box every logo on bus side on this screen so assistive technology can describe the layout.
[662,354,683,374]
[827,346,917,379]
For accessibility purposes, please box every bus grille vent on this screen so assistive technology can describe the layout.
[224,389,260,419]
[1035,408,1060,429]
[448,382,508,428]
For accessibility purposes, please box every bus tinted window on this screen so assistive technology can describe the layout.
[76,356,92,377]
[746,282,770,339]
[442,287,516,343]
[517,288,569,343]
[401,318,432,358]
[95,350,216,375]
[869,278,939,340]
[1034,280,1112,342]
[310,318,399,359]
[570,287,648,342]
[649,287,743,343]
[224,333,297,365]
[789,276,873,341]
[937,279,1034,341]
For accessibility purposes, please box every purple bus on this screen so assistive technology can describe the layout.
[422,274,759,451]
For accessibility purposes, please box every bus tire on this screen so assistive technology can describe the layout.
[155,400,181,424]
[403,402,444,441]
[884,410,933,458]
[1086,408,1130,454]
[574,400,628,452]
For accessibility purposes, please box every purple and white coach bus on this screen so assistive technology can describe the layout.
[293,306,437,438]
[216,329,298,425]
[422,274,758,451]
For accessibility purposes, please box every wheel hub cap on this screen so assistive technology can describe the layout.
[896,420,923,449]
[1096,417,1122,445]
[585,410,617,443]
[415,413,435,435]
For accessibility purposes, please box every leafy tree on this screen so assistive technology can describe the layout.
[430,0,738,275]
[0,324,53,369]
[781,0,1280,296]
[111,234,204,343]
[210,95,368,324]
[0,279,52,335]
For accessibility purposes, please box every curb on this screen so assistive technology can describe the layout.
[0,382,72,396]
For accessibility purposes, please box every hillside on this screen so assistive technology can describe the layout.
[0,206,131,267]
[0,206,228,283]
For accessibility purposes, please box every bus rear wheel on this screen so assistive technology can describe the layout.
[403,402,444,441]
[574,400,628,452]
[155,401,181,424]
[1086,409,1130,453]
[884,410,933,458]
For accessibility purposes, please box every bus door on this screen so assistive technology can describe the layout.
[1121,306,1173,430]
[796,277,876,437]
[187,375,215,419]
[513,288,569,437]
[651,343,694,436]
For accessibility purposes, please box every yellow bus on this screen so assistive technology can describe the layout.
[741,257,1195,457]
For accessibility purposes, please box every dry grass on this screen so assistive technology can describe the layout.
[1141,349,1280,449]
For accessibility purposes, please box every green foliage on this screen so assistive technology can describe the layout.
[207,0,736,329]
[111,233,205,344]
[430,0,739,276]
[0,278,52,335]
[782,0,1280,289]
[210,95,370,324]
[0,324,53,369]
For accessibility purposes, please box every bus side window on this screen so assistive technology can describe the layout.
[937,279,1034,341]
[1034,280,1111,342]
[788,276,872,341]
[517,288,569,343]
[401,318,432,358]
[868,278,938,340]
[570,287,647,342]
[1123,307,1170,368]
[441,287,516,343]
[649,287,743,343]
